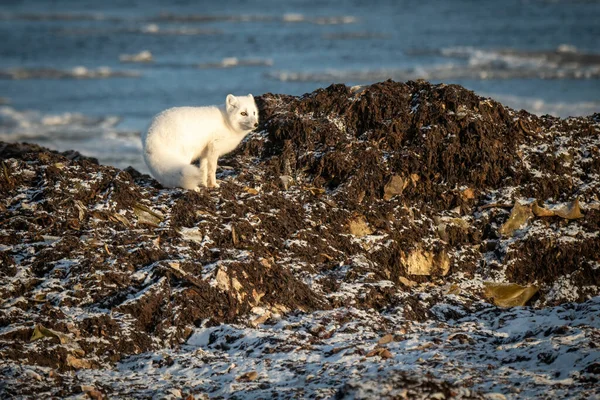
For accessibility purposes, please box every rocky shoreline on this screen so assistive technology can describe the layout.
[1,80,599,398]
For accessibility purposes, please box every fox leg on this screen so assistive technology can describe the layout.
[198,157,209,187]
[206,143,220,188]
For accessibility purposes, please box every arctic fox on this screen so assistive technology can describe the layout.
[142,94,259,190]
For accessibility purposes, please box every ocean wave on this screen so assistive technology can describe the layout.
[282,13,357,24]
[2,11,356,28]
[55,25,222,36]
[267,69,407,83]
[0,12,121,21]
[151,13,274,23]
[322,32,388,40]
[0,106,143,170]
[268,49,600,83]
[437,45,600,67]
[198,57,273,69]
[138,24,221,35]
[0,106,122,139]
[484,93,600,118]
[1,11,358,25]
[152,12,357,25]
[0,66,140,80]
[401,45,600,79]
[119,51,153,63]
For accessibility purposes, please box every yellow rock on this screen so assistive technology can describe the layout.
[30,324,71,344]
[250,311,271,327]
[377,334,394,345]
[532,202,555,217]
[243,187,259,195]
[347,214,373,237]
[252,289,265,305]
[66,354,92,369]
[553,199,584,220]
[532,199,583,220]
[383,175,407,200]
[461,187,475,200]
[215,269,230,291]
[133,203,164,227]
[499,202,532,236]
[484,282,539,307]
[404,248,450,276]
[399,276,418,287]
[237,371,259,382]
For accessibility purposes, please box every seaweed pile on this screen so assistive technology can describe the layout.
[1,80,599,398]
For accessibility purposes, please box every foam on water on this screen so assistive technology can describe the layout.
[1,10,358,26]
[150,13,275,23]
[119,51,153,63]
[153,12,357,25]
[0,67,140,80]
[0,106,144,171]
[0,12,122,21]
[268,45,600,84]
[138,24,221,36]
[55,24,222,36]
[439,45,600,68]
[282,13,357,24]
[486,93,600,118]
[198,57,274,69]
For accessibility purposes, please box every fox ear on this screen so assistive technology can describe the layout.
[247,93,254,98]
[226,94,239,110]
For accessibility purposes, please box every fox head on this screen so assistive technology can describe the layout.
[225,94,259,133]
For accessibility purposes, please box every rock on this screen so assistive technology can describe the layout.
[377,334,394,345]
[484,394,507,400]
[24,369,42,381]
[383,175,407,200]
[279,175,293,190]
[366,347,393,359]
[66,354,92,370]
[550,199,584,220]
[82,386,105,400]
[236,371,259,382]
[251,312,271,327]
[399,276,418,287]
[532,201,556,217]
[215,269,230,291]
[404,248,450,276]
[531,199,584,220]
[484,282,539,307]
[499,201,533,237]
[461,187,476,200]
[133,202,164,226]
[30,325,71,344]
[347,214,373,237]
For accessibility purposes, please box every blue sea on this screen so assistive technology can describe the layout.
[1,0,599,173]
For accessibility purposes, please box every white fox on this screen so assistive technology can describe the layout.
[142,94,259,190]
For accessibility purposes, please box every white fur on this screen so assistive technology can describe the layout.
[142,94,259,189]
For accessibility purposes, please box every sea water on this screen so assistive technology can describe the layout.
[0,0,599,173]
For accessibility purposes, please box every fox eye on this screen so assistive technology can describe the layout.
[241,111,248,116]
